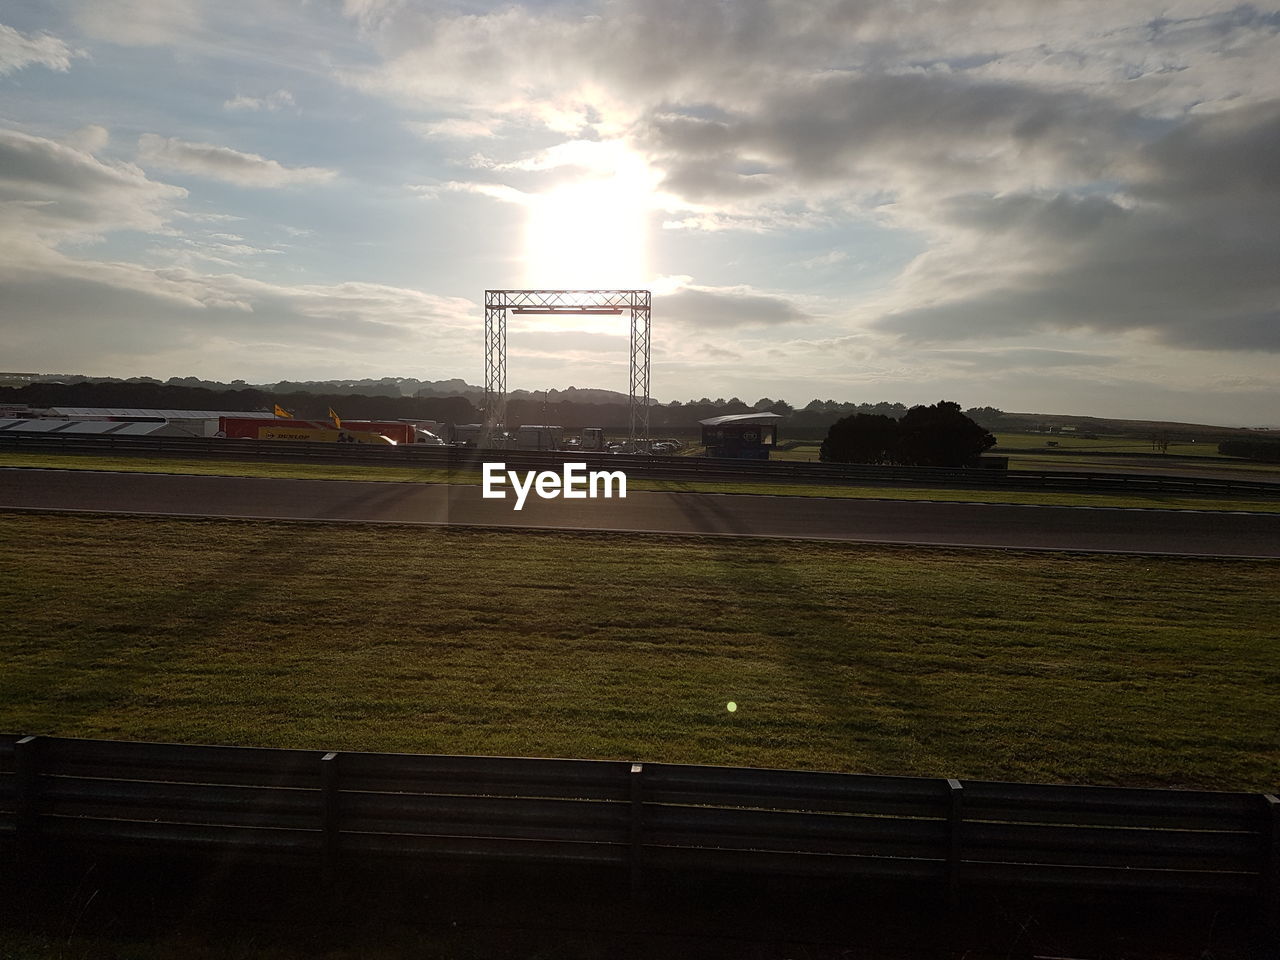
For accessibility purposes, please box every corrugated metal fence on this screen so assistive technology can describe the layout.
[2,735,1277,914]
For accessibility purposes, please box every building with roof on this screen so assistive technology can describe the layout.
[699,412,783,460]
[0,419,203,438]
[0,407,279,439]
[45,407,271,421]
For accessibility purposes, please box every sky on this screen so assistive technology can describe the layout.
[1,1,1277,425]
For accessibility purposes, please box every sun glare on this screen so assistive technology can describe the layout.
[524,166,649,290]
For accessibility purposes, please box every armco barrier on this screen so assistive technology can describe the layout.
[3,432,1279,498]
[2,735,1278,913]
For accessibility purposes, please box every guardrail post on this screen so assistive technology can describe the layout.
[946,779,963,907]
[629,763,644,900]
[321,752,340,889]
[1264,795,1279,932]
[15,736,39,869]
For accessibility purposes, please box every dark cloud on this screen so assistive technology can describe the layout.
[872,98,1280,351]
[1134,99,1280,203]
[928,348,1120,369]
[657,158,776,201]
[658,285,811,329]
[641,71,1133,200]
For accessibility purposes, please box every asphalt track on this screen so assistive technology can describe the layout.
[3,468,1278,558]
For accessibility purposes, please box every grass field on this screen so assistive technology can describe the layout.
[993,431,1224,456]
[3,513,1276,790]
[5,451,1279,512]
[776,435,1233,458]
[769,442,824,461]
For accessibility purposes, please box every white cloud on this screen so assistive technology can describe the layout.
[65,124,110,155]
[0,23,77,75]
[224,90,296,112]
[137,134,337,188]
[440,180,531,205]
[404,118,497,140]
[73,0,202,47]
[797,251,849,269]
[0,128,185,245]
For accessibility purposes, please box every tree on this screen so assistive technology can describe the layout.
[819,401,995,467]
[819,413,898,464]
[964,406,1006,430]
[894,401,995,467]
[1219,438,1280,462]
[754,397,794,415]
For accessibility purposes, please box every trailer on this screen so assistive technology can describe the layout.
[515,425,564,451]
[217,417,397,445]
[333,420,415,445]
[340,421,446,445]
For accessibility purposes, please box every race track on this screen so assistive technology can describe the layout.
[1,468,1278,557]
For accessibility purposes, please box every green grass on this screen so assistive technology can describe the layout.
[1005,451,1280,475]
[779,433,1280,478]
[637,478,1280,511]
[995,432,1280,475]
[2,513,1277,790]
[996,431,1227,456]
[5,452,1278,513]
[767,443,824,461]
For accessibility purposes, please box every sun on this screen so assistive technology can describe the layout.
[523,163,649,289]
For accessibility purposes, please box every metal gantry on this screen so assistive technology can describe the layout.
[483,290,652,439]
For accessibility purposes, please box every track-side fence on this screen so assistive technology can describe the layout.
[3,433,1278,498]
[2,735,1277,914]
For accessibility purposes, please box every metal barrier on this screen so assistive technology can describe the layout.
[2,735,1277,910]
[3,432,1279,498]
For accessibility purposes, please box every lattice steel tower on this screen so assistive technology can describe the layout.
[483,290,652,439]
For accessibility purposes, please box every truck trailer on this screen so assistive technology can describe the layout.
[217,417,397,445]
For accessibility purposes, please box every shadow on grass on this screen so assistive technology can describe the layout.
[1,523,327,737]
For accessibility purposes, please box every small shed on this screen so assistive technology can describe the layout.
[699,412,783,460]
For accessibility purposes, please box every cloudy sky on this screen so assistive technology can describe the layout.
[2,1,1277,424]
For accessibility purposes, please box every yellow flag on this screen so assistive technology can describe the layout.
[328,407,342,428]
[273,404,292,418]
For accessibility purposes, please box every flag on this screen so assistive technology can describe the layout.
[273,404,292,418]
[328,407,342,428]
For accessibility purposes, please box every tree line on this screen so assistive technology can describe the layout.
[1218,438,1280,462]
